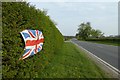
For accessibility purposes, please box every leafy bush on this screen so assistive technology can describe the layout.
[2,2,63,78]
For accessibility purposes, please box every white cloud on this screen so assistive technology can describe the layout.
[29,2,118,36]
[99,6,106,10]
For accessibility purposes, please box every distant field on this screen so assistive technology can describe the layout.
[38,42,109,78]
[87,41,120,46]
[85,38,120,46]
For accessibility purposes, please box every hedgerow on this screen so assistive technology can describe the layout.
[2,2,63,78]
[86,38,120,42]
[86,38,120,45]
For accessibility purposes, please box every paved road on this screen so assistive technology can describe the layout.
[71,38,119,70]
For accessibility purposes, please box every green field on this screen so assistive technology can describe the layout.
[78,38,120,46]
[87,41,120,46]
[38,42,109,78]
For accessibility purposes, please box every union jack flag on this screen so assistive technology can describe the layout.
[20,29,44,60]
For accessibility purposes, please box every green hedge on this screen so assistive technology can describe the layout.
[2,2,63,78]
[86,38,120,45]
[86,38,120,42]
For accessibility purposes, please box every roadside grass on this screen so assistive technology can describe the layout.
[87,41,120,46]
[38,42,109,78]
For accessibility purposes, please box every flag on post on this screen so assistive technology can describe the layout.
[20,29,44,60]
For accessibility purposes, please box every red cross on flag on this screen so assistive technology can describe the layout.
[20,29,44,60]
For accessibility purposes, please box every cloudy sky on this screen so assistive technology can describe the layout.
[29,1,118,36]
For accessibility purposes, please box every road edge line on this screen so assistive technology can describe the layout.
[70,40,120,78]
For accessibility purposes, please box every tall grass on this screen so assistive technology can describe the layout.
[38,42,109,78]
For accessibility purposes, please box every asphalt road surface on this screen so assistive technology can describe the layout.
[71,38,119,70]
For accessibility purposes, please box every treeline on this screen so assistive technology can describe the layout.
[2,2,63,78]
[76,22,104,40]
[76,22,120,45]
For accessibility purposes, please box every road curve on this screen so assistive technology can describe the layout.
[71,38,119,70]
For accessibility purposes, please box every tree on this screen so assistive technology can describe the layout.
[90,29,104,38]
[77,22,104,40]
[77,22,92,40]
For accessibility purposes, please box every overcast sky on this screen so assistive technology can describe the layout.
[29,1,118,36]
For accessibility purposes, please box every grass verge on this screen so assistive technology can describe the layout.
[38,42,109,78]
[87,41,120,46]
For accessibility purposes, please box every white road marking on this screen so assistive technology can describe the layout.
[71,40,120,75]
